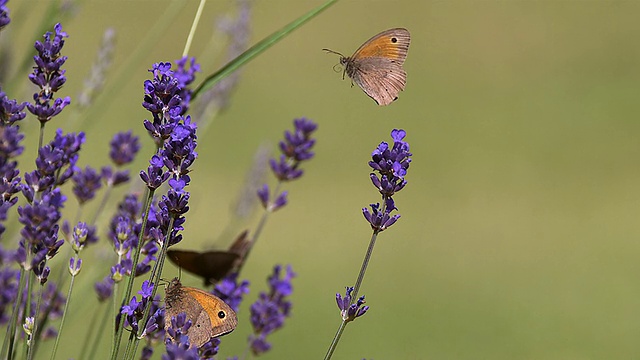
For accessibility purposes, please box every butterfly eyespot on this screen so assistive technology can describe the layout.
[391,37,398,43]
[218,311,226,319]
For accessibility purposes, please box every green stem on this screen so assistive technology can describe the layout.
[111,282,119,357]
[110,188,155,360]
[2,268,26,360]
[236,182,281,276]
[123,331,135,360]
[324,198,387,359]
[26,282,46,360]
[23,271,35,353]
[38,122,45,151]
[49,260,77,360]
[351,231,379,301]
[323,321,348,360]
[182,0,206,57]
[129,215,176,359]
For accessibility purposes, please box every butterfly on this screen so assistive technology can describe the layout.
[167,230,250,285]
[164,278,237,348]
[324,28,411,106]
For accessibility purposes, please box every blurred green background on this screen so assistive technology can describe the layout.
[3,0,640,359]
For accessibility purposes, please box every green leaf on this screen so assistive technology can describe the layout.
[193,0,338,99]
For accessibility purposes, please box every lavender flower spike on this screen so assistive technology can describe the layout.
[363,129,412,231]
[368,129,412,198]
[269,117,317,181]
[248,265,295,356]
[26,23,71,124]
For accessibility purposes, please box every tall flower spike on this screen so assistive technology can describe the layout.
[248,265,295,356]
[363,129,411,231]
[26,23,71,124]
[258,118,317,213]
[142,62,183,148]
[269,118,317,181]
[368,129,412,198]
[77,28,115,108]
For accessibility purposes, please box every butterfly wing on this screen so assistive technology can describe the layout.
[167,250,240,285]
[185,287,238,339]
[349,58,407,106]
[350,28,410,65]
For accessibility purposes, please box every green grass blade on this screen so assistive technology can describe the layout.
[192,0,338,99]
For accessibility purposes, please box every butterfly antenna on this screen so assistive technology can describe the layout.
[322,48,344,57]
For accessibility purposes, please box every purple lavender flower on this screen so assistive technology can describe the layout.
[163,312,221,359]
[97,192,154,296]
[30,129,85,191]
[154,184,189,247]
[0,0,10,30]
[68,257,82,275]
[16,189,64,283]
[258,118,316,213]
[101,166,130,187]
[140,154,170,190]
[161,118,197,179]
[142,62,183,148]
[362,198,400,232]
[248,265,295,355]
[26,23,71,124]
[165,312,192,344]
[101,131,139,187]
[212,273,250,312]
[62,221,98,252]
[72,166,102,205]
[198,338,220,358]
[109,130,140,166]
[269,118,317,181]
[163,339,199,360]
[173,56,200,115]
[140,346,154,360]
[94,276,114,302]
[0,119,24,236]
[368,129,411,198]
[363,129,412,231]
[120,280,162,334]
[0,89,27,125]
[336,287,369,322]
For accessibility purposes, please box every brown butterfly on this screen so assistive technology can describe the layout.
[324,28,411,106]
[167,230,250,285]
[164,278,237,348]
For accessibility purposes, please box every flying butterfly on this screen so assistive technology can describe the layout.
[324,28,411,106]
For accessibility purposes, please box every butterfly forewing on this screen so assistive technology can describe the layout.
[350,28,410,64]
[185,287,238,337]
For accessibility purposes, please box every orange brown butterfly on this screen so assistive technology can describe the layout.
[324,28,411,106]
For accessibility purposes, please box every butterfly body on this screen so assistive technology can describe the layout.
[164,278,237,348]
[326,28,410,106]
